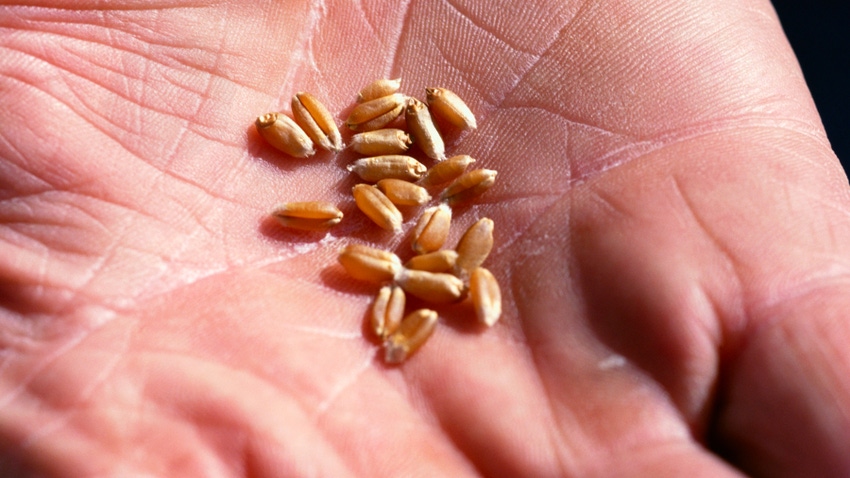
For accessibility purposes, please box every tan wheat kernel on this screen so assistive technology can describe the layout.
[352,184,403,232]
[350,129,412,156]
[354,104,405,132]
[440,169,497,205]
[270,201,342,230]
[255,112,315,158]
[411,204,452,254]
[357,78,402,103]
[405,250,458,273]
[372,285,405,340]
[405,97,446,161]
[396,268,464,304]
[384,309,438,364]
[469,267,501,327]
[418,155,476,187]
[347,156,427,183]
[291,92,343,152]
[376,179,431,206]
[347,93,406,131]
[338,244,402,283]
[455,218,494,277]
[425,87,477,130]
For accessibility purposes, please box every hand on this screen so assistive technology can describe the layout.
[2,1,848,476]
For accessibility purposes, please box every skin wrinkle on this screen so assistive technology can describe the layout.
[480,0,585,108]
[0,134,47,189]
[23,324,134,449]
[504,196,579,475]
[527,352,573,477]
[441,0,532,55]
[387,0,414,78]
[669,175,744,343]
[313,350,376,417]
[130,350,350,476]
[2,180,241,309]
[576,121,829,184]
[749,272,850,341]
[4,2,217,13]
[278,0,327,89]
[10,2,247,68]
[0,60,216,176]
[528,354,581,477]
[1,16,243,95]
[351,0,380,41]
[0,329,93,412]
[1,10,281,174]
[429,36,480,91]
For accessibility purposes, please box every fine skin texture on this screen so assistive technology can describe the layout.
[1,1,849,476]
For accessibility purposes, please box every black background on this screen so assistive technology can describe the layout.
[771,0,850,174]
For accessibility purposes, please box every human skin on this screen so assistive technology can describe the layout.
[1,0,849,476]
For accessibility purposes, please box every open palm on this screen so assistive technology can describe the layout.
[2,1,849,476]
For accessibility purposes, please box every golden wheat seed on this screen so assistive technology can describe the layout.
[454,217,494,277]
[376,178,432,207]
[418,155,476,187]
[347,93,406,131]
[291,92,343,152]
[440,169,497,205]
[270,201,343,230]
[372,285,406,340]
[411,204,452,254]
[338,244,402,283]
[357,78,402,103]
[255,112,315,158]
[347,155,427,183]
[425,87,477,130]
[352,184,403,232]
[384,309,438,364]
[405,97,445,161]
[469,267,501,327]
[349,129,412,156]
[354,104,405,132]
[396,268,465,304]
[405,250,458,273]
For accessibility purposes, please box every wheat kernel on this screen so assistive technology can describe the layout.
[270,201,343,230]
[469,267,501,327]
[376,179,431,206]
[425,87,477,130]
[255,112,315,158]
[396,268,464,304]
[418,155,476,187]
[338,244,402,283]
[291,92,343,152]
[347,93,406,131]
[440,169,497,205]
[405,250,458,273]
[411,204,452,254]
[349,129,412,156]
[384,309,438,364]
[372,285,406,340]
[347,155,427,183]
[405,97,446,161]
[454,217,494,277]
[357,78,402,103]
[353,104,405,132]
[352,184,403,232]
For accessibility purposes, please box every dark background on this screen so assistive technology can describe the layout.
[771,0,849,174]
